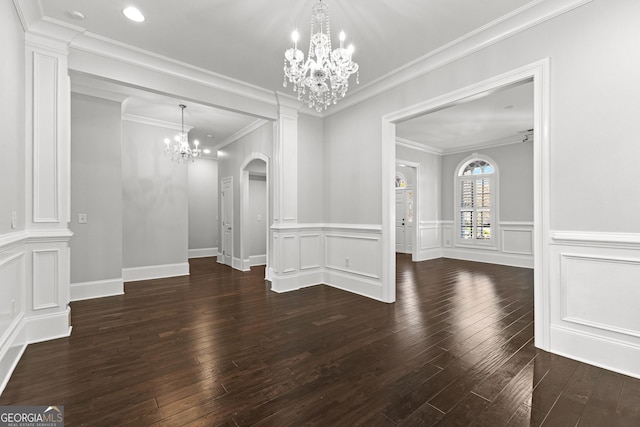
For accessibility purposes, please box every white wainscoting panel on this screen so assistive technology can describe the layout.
[32,52,60,223]
[282,235,298,273]
[550,231,640,379]
[32,249,59,310]
[270,224,383,299]
[561,254,640,338]
[299,234,322,270]
[501,222,534,255]
[325,234,381,279]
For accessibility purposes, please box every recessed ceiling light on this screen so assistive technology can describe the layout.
[122,6,145,23]
[68,10,85,20]
[206,134,214,138]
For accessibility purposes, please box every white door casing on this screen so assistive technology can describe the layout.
[221,177,233,267]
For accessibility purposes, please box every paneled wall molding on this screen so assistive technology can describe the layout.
[550,231,640,379]
[270,223,384,300]
[551,230,640,248]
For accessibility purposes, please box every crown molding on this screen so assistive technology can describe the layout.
[325,0,593,116]
[214,119,271,151]
[69,31,277,107]
[396,138,443,156]
[442,135,527,155]
[121,113,193,132]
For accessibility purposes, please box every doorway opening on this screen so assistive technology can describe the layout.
[382,59,550,350]
[240,154,270,276]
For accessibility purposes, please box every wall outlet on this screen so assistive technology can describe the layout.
[10,211,17,229]
[78,213,87,224]
[11,300,16,315]
[345,257,350,267]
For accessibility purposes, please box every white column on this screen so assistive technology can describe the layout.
[270,95,300,288]
[23,33,72,341]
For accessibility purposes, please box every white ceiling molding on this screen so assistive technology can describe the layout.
[396,138,443,156]
[397,134,529,156]
[441,135,527,156]
[121,113,193,132]
[214,119,271,152]
[326,0,593,116]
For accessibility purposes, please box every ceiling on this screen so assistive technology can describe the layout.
[32,0,540,152]
[396,81,534,153]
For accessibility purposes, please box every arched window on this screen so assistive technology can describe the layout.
[456,156,497,246]
[395,173,407,189]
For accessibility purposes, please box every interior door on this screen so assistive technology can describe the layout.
[221,177,233,266]
[395,190,406,253]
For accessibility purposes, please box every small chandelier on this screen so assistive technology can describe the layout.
[163,104,201,163]
[283,0,359,112]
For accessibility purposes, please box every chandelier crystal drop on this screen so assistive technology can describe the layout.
[283,0,359,112]
[163,104,201,163]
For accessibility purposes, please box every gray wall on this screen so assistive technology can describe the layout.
[122,120,188,268]
[0,1,25,235]
[441,143,533,222]
[188,158,219,251]
[70,93,123,283]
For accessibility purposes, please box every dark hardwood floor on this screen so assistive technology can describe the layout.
[2,254,639,426]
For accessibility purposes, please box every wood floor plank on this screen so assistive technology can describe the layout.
[1,255,639,426]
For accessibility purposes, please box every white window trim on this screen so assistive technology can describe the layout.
[454,153,499,250]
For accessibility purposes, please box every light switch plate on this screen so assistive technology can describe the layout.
[11,211,17,229]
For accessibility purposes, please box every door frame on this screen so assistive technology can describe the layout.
[396,160,420,260]
[381,59,550,350]
[239,153,270,275]
[219,176,233,267]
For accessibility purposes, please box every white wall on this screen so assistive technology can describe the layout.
[70,93,123,292]
[188,158,218,257]
[121,120,189,280]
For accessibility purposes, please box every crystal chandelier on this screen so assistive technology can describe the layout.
[163,104,201,163]
[283,0,359,112]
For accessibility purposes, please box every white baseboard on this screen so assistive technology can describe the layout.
[442,247,534,268]
[188,247,218,259]
[324,270,386,302]
[414,247,444,262]
[123,262,190,282]
[551,325,640,380]
[1,309,72,395]
[249,254,266,266]
[0,316,26,396]
[270,270,323,293]
[25,307,72,345]
[71,278,124,301]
